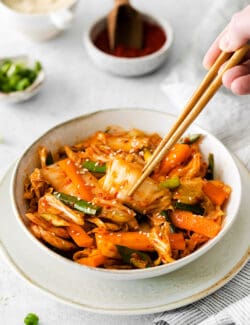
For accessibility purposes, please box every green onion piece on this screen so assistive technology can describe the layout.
[160,210,176,233]
[82,161,106,173]
[54,192,101,215]
[160,176,180,189]
[9,74,21,90]
[35,61,42,73]
[180,134,201,144]
[205,153,214,180]
[0,60,11,74]
[174,201,205,215]
[24,313,39,325]
[15,78,30,91]
[116,245,152,268]
[0,59,42,93]
[46,151,54,166]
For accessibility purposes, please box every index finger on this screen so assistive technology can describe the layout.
[203,28,228,69]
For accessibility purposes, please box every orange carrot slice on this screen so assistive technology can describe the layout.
[96,231,154,258]
[159,143,192,175]
[67,223,93,248]
[202,181,229,206]
[169,232,186,250]
[76,254,107,267]
[171,210,220,238]
[58,159,92,201]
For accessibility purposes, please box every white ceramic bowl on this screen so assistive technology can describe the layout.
[11,108,242,280]
[84,14,173,77]
[0,55,45,104]
[0,0,78,41]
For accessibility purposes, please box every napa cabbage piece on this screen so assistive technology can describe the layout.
[92,197,137,226]
[42,162,102,197]
[42,163,79,197]
[81,128,160,153]
[150,222,175,264]
[38,193,84,225]
[25,168,49,200]
[173,177,204,204]
[103,158,171,213]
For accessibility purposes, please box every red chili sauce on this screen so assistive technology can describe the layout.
[94,21,166,58]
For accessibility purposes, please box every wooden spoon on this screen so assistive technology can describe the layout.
[107,0,143,51]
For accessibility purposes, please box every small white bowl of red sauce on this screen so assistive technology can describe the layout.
[84,13,173,77]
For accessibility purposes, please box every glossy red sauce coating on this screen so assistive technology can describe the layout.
[94,21,167,58]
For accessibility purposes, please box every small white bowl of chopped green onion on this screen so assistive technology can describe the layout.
[0,55,44,103]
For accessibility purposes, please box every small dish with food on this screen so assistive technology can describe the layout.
[0,0,78,41]
[0,55,45,103]
[11,109,241,280]
[84,13,173,77]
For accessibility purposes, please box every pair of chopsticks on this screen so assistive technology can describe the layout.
[128,44,250,196]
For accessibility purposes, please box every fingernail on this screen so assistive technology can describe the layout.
[219,35,230,51]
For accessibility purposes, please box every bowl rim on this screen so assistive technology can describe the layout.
[11,108,242,279]
[84,13,174,62]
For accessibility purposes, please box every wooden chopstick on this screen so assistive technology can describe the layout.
[128,44,250,196]
[142,50,232,173]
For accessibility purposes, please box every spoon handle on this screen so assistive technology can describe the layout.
[115,0,130,6]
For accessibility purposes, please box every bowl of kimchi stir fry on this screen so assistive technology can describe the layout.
[11,109,242,280]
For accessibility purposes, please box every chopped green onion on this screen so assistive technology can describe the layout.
[16,78,30,91]
[82,161,106,173]
[24,313,39,325]
[54,192,101,215]
[180,134,201,144]
[160,176,180,189]
[35,61,42,73]
[0,59,42,93]
[0,60,11,74]
[174,201,205,215]
[205,153,214,180]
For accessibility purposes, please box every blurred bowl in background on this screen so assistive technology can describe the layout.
[84,13,174,77]
[0,0,78,41]
[0,55,45,104]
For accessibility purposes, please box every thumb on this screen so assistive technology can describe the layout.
[219,6,250,52]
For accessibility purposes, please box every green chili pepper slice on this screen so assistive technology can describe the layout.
[116,245,152,268]
[174,201,205,215]
[54,192,101,215]
[82,161,106,173]
[205,153,214,180]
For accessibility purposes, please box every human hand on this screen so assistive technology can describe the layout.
[203,5,250,95]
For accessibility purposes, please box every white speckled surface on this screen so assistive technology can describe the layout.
[0,1,249,324]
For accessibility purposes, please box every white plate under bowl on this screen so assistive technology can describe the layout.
[0,157,249,315]
[10,109,242,280]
